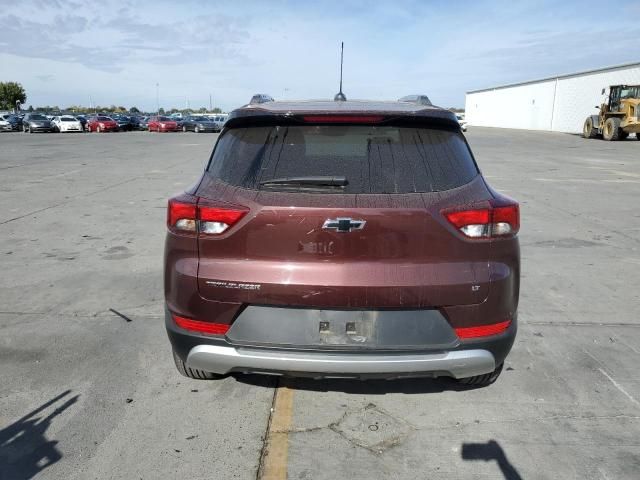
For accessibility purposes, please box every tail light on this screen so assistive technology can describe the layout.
[455,320,511,339]
[167,193,248,235]
[172,313,230,335]
[443,199,519,239]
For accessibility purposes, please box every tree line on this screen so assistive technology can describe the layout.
[22,105,223,115]
[0,82,223,114]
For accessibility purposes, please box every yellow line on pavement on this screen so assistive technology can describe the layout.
[260,383,294,480]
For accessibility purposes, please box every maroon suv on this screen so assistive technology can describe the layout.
[164,98,519,386]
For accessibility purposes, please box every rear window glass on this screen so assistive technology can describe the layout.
[207,126,477,194]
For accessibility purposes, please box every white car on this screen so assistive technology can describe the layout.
[0,116,12,131]
[213,114,228,131]
[456,114,468,132]
[52,115,83,133]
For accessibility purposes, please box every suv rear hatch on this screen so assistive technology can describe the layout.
[193,120,492,309]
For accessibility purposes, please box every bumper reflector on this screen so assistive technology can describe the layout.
[455,320,511,339]
[172,314,230,335]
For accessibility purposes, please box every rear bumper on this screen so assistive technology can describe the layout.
[186,344,496,378]
[166,308,516,379]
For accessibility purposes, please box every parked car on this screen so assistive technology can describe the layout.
[181,115,219,133]
[212,115,227,131]
[112,115,135,131]
[4,114,23,131]
[52,115,83,133]
[173,117,185,130]
[0,113,16,132]
[138,116,150,130]
[75,115,88,131]
[148,116,178,132]
[128,116,141,130]
[87,115,118,132]
[0,115,13,131]
[22,113,54,133]
[164,96,520,386]
[456,114,468,132]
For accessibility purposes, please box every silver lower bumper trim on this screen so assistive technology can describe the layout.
[186,345,495,379]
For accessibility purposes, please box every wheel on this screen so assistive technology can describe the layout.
[457,362,503,387]
[172,350,223,380]
[603,117,621,141]
[583,117,599,139]
[636,133,640,141]
[182,125,187,132]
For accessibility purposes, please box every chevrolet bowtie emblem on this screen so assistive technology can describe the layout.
[322,218,366,233]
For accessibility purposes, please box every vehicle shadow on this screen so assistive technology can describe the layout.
[461,440,523,480]
[0,390,79,480]
[234,374,480,394]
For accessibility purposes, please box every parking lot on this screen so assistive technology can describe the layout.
[1,128,639,479]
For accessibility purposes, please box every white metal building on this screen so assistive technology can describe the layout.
[465,62,640,134]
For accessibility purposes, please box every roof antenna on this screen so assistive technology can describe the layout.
[334,42,347,101]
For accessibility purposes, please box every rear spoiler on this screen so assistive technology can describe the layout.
[223,109,460,130]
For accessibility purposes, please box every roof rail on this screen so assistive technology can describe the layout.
[398,94,432,106]
[249,94,275,105]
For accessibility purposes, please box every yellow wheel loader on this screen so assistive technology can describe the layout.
[583,85,640,140]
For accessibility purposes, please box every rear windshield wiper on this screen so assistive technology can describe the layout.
[259,176,348,187]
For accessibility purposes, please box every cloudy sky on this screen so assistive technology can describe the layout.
[1,0,639,112]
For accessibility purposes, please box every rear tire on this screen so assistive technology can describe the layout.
[457,362,503,387]
[172,350,223,380]
[603,117,621,141]
[583,117,599,139]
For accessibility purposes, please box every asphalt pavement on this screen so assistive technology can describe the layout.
[1,128,638,479]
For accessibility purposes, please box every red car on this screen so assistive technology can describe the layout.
[148,116,178,132]
[87,115,118,132]
[164,95,520,387]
